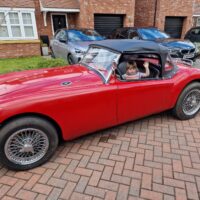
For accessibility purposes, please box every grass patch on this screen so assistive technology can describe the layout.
[0,56,68,74]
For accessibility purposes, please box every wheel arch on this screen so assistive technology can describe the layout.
[172,79,200,108]
[0,112,64,141]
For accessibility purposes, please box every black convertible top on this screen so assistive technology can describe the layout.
[90,39,169,69]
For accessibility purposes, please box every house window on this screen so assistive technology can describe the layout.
[0,9,38,40]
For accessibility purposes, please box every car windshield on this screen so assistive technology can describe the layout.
[68,30,104,42]
[81,47,120,82]
[138,29,170,40]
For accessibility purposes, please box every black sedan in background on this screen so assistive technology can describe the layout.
[109,27,198,60]
[185,27,200,43]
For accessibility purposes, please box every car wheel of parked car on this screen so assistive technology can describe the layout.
[173,82,200,120]
[68,54,75,64]
[0,117,58,171]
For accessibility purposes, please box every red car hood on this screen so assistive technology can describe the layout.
[0,64,101,96]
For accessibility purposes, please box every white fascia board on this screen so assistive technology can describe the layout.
[193,15,200,17]
[41,8,80,13]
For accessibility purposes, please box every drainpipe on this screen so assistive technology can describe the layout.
[153,0,158,27]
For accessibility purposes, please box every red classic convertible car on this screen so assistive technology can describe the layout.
[0,40,200,170]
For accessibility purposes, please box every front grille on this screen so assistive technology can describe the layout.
[181,48,195,55]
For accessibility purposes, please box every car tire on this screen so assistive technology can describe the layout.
[173,82,200,120]
[67,54,75,64]
[0,117,58,171]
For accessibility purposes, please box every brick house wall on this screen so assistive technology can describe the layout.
[135,0,193,37]
[0,41,41,59]
[76,0,135,29]
[135,0,156,27]
[0,0,41,59]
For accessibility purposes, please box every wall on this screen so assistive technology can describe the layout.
[135,0,193,37]
[0,41,41,59]
[77,0,135,28]
[134,0,156,27]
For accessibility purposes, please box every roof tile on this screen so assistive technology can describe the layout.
[0,0,35,8]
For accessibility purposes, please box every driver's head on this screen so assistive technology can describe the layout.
[126,61,138,75]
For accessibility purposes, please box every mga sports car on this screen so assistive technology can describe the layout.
[0,40,200,170]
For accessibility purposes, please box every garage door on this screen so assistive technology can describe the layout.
[164,17,184,38]
[94,14,123,37]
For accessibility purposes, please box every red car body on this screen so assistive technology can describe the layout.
[1,40,200,170]
[0,61,199,141]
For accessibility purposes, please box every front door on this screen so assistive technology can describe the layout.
[52,15,67,33]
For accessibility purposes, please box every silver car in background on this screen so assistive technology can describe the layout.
[50,29,105,64]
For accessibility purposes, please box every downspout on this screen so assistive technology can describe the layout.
[153,0,158,27]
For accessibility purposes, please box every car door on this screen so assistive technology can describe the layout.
[116,55,174,123]
[51,30,61,58]
[116,79,174,123]
[56,30,69,60]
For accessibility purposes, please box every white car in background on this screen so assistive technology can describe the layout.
[50,29,105,64]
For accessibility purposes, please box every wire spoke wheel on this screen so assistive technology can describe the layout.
[182,89,200,116]
[4,128,49,166]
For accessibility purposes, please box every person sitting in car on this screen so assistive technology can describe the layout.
[122,60,150,80]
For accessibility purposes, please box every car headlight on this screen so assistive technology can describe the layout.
[75,48,84,54]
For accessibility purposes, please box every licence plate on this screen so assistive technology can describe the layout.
[183,53,194,59]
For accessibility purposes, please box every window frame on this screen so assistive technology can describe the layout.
[0,8,38,40]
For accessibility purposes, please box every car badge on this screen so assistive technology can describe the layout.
[61,81,72,86]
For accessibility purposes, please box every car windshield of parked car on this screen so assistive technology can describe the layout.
[138,29,170,40]
[68,30,104,42]
[81,47,120,82]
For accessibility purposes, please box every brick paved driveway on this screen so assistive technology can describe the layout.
[0,112,200,200]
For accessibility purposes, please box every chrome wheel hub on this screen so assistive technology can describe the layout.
[5,128,49,165]
[182,89,200,116]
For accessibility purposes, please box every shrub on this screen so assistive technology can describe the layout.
[37,58,67,69]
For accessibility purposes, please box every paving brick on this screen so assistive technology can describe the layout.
[60,182,76,199]
[70,192,92,200]
[88,171,101,186]
[78,156,90,168]
[142,174,152,190]
[111,174,131,185]
[47,188,62,200]
[39,169,54,184]
[47,177,67,188]
[62,172,80,182]
[0,185,11,199]
[124,157,134,170]
[141,189,163,200]
[123,169,142,179]
[185,182,199,200]
[153,183,174,195]
[102,166,113,180]
[98,180,119,191]
[116,184,129,200]
[32,183,53,195]
[175,188,187,200]
[74,167,93,177]
[7,180,26,196]
[164,178,185,189]
[105,191,117,200]
[0,176,17,186]
[129,179,141,197]
[75,176,89,193]
[16,189,37,200]
[87,163,104,171]
[85,186,105,198]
